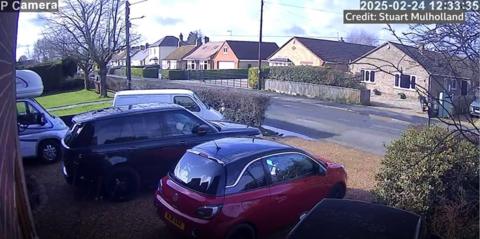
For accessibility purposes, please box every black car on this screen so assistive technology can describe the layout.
[61,103,260,201]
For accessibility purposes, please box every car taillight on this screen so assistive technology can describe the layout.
[195,205,222,219]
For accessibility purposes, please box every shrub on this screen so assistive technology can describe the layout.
[268,66,364,89]
[248,67,270,89]
[142,65,159,78]
[22,59,79,93]
[161,69,248,80]
[131,67,143,77]
[374,126,479,239]
[193,88,270,127]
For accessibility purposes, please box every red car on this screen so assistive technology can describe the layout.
[154,138,347,239]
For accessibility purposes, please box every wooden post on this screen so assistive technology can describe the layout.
[0,11,37,239]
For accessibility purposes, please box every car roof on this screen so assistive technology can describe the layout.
[72,103,183,123]
[115,89,194,97]
[192,137,298,164]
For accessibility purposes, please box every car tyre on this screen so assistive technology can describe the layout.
[104,167,140,202]
[327,183,346,199]
[38,139,61,164]
[226,224,255,239]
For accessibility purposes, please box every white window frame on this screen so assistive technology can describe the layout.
[223,47,228,54]
[394,73,417,90]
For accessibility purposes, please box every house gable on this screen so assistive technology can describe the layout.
[268,37,324,66]
[212,42,240,69]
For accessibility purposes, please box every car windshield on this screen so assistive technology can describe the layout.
[172,152,224,195]
[192,93,207,109]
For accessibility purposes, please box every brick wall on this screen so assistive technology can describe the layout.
[0,12,37,239]
[213,42,239,69]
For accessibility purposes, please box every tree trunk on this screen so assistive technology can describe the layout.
[99,64,108,97]
[82,69,90,90]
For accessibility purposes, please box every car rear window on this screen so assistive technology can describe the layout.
[172,152,224,195]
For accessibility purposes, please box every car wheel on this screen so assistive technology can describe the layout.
[226,224,255,239]
[104,167,140,202]
[38,139,61,164]
[327,183,346,199]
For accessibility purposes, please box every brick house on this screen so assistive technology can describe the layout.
[183,41,223,70]
[268,37,375,71]
[349,41,477,109]
[161,45,198,70]
[212,40,278,69]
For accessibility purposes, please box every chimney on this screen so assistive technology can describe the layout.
[178,33,184,47]
[204,36,210,44]
[145,43,149,48]
[196,37,202,46]
[339,37,344,42]
[140,44,145,50]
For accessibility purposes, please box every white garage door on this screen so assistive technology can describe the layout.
[218,61,235,69]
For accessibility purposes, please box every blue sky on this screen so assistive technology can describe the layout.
[16,0,404,59]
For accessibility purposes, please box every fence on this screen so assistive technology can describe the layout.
[265,79,370,105]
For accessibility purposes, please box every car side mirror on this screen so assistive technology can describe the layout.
[193,124,210,136]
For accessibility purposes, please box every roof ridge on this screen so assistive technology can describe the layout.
[295,36,376,47]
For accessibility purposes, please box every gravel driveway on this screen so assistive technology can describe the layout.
[24,159,289,239]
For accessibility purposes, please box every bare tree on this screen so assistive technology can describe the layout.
[32,38,61,62]
[46,0,126,97]
[345,29,379,46]
[43,29,94,90]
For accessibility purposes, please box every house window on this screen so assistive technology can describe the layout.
[461,80,469,96]
[223,47,228,54]
[361,70,375,83]
[189,61,195,70]
[394,74,416,90]
[446,79,457,91]
[201,61,208,70]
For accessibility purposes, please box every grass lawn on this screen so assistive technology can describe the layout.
[50,102,112,117]
[36,89,113,109]
[276,137,382,202]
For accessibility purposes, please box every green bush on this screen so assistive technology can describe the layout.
[268,66,364,89]
[142,65,159,78]
[131,67,143,77]
[162,69,248,80]
[375,126,479,239]
[248,67,270,89]
[193,88,270,127]
[21,59,79,93]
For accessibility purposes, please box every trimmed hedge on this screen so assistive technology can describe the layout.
[194,88,269,127]
[162,69,248,80]
[143,65,159,78]
[131,67,143,77]
[20,58,79,93]
[375,126,479,239]
[248,67,270,89]
[268,66,364,89]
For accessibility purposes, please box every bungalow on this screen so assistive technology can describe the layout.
[349,41,477,108]
[183,41,223,70]
[212,40,279,69]
[147,36,179,66]
[131,47,149,66]
[161,45,198,70]
[268,37,375,71]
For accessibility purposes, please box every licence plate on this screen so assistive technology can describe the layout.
[164,211,185,230]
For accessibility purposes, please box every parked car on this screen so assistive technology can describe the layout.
[469,98,480,117]
[61,103,260,201]
[287,199,422,239]
[154,138,347,239]
[16,70,69,163]
[113,89,224,121]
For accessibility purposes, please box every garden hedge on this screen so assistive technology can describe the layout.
[267,66,364,89]
[162,69,248,80]
[375,126,479,239]
[20,58,79,93]
[142,65,159,78]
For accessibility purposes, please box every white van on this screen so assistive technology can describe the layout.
[113,89,224,121]
[16,70,69,163]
